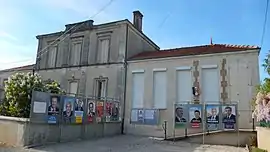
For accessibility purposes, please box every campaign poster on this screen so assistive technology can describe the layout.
[138,109,144,123]
[74,98,84,124]
[111,102,119,121]
[105,102,112,122]
[222,105,236,130]
[87,99,96,123]
[96,101,104,122]
[206,105,220,130]
[174,104,188,128]
[62,97,75,124]
[189,105,202,128]
[47,95,60,124]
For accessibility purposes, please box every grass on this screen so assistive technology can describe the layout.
[251,147,268,152]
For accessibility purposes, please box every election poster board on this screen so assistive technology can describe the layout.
[87,99,96,123]
[74,98,84,124]
[62,96,75,124]
[130,108,159,125]
[47,95,61,124]
[174,104,188,128]
[96,100,104,123]
[205,104,220,130]
[189,105,203,128]
[222,105,237,130]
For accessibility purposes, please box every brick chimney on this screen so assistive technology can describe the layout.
[133,11,143,31]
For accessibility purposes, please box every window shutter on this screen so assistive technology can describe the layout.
[101,39,109,63]
[201,67,219,103]
[153,71,167,109]
[132,73,144,108]
[177,70,192,102]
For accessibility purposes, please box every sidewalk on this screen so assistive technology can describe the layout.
[0,135,248,152]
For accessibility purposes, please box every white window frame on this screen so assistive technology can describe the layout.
[131,70,145,108]
[175,66,193,103]
[98,37,110,63]
[94,78,108,99]
[152,68,167,109]
[48,46,57,68]
[201,65,220,103]
[69,81,78,97]
[71,41,82,66]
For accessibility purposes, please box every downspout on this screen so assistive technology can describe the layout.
[121,23,129,134]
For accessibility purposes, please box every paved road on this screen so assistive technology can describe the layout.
[0,135,248,152]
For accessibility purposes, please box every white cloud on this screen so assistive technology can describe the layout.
[36,0,113,23]
[0,31,18,41]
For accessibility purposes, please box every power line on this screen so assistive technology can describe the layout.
[0,59,34,64]
[1,0,116,73]
[260,0,269,47]
[37,0,116,59]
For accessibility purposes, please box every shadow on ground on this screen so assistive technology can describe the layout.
[1,135,249,152]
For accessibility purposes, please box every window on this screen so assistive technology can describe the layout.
[132,72,144,108]
[94,79,107,99]
[69,81,78,97]
[176,68,192,102]
[153,71,167,109]
[201,66,219,103]
[98,39,110,63]
[71,42,82,65]
[48,46,57,68]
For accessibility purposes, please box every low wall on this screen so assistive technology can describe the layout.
[167,130,256,147]
[257,127,270,151]
[0,116,121,147]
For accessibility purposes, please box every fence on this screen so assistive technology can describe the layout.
[169,101,256,146]
[25,91,122,147]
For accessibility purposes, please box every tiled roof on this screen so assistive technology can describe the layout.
[129,44,260,60]
[0,64,35,73]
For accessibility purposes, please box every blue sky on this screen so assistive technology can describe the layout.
[0,0,269,81]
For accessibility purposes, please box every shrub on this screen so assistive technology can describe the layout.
[0,72,65,118]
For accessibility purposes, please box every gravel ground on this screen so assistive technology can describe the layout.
[0,135,249,152]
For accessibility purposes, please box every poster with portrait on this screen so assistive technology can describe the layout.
[62,97,75,124]
[174,104,188,128]
[189,105,202,128]
[47,95,60,124]
[206,105,220,130]
[138,109,144,123]
[87,99,96,123]
[222,105,236,129]
[74,98,84,124]
[111,102,119,121]
[96,101,104,123]
[105,102,112,122]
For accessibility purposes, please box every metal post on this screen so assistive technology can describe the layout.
[163,120,167,140]
[252,118,255,132]
[202,101,205,145]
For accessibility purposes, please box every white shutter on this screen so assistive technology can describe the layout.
[132,72,144,108]
[201,67,219,103]
[72,43,82,65]
[101,39,109,63]
[69,82,78,96]
[49,46,57,67]
[177,70,192,102]
[153,71,167,109]
[101,80,107,98]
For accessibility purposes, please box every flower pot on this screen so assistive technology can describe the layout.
[256,126,270,151]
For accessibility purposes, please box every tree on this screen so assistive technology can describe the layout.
[0,72,65,118]
[252,51,270,127]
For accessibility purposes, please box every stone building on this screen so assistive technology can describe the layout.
[124,44,260,137]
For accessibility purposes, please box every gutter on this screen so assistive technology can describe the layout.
[121,23,129,134]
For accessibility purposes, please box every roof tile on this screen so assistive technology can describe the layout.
[129,44,260,60]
